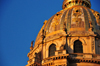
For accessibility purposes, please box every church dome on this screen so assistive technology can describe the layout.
[34,5,100,47]
[26,0,100,66]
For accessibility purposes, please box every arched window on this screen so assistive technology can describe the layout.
[49,44,56,57]
[74,40,83,53]
[75,1,78,4]
[82,1,84,5]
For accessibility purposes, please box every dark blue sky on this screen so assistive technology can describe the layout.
[0,0,100,66]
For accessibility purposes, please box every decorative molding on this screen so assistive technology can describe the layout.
[91,37,95,53]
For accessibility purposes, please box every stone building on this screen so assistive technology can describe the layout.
[26,0,100,66]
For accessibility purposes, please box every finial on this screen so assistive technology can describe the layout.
[30,41,34,51]
[43,20,47,25]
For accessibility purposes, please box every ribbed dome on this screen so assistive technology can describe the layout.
[26,1,100,66]
[34,5,100,47]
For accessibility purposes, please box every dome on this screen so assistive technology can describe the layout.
[26,0,100,66]
[34,5,100,47]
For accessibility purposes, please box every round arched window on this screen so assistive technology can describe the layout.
[49,44,56,57]
[74,40,83,53]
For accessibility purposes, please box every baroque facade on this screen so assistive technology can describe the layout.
[26,0,100,66]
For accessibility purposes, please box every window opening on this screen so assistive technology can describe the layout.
[49,44,56,57]
[74,40,83,53]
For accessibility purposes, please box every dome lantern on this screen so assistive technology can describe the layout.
[62,0,91,9]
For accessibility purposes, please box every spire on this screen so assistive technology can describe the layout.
[62,0,91,9]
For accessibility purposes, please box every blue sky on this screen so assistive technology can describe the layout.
[0,0,100,66]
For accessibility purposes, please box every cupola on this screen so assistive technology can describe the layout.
[62,0,91,9]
